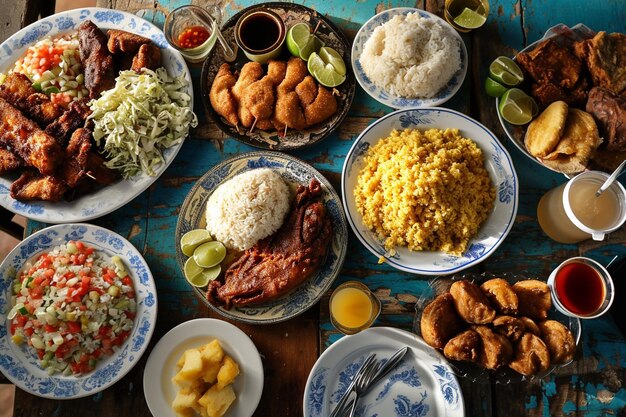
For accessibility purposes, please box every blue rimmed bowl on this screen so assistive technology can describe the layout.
[341,107,518,275]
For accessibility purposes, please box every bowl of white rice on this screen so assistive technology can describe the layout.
[352,8,468,109]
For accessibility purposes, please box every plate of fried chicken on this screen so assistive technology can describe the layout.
[414,272,581,384]
[175,151,348,324]
[0,8,194,223]
[497,23,626,175]
[201,2,355,150]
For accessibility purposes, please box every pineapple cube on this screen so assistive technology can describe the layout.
[217,356,240,389]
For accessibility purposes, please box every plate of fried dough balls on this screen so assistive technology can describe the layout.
[413,272,581,383]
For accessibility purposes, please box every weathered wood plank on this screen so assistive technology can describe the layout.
[0,0,54,43]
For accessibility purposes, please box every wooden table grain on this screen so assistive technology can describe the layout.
[1,0,625,416]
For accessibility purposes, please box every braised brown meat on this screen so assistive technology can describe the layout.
[131,43,162,72]
[586,86,626,152]
[208,179,333,308]
[78,20,116,98]
[10,170,67,201]
[107,29,151,54]
[0,73,64,126]
[45,98,92,146]
[0,147,24,174]
[574,32,626,95]
[0,97,63,175]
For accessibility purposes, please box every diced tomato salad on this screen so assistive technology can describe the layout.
[8,241,136,376]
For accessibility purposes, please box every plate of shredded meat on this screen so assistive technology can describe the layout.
[0,8,195,223]
[175,151,348,324]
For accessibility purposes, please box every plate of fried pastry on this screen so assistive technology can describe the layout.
[0,8,195,223]
[414,272,581,384]
[201,2,355,150]
[497,23,626,175]
[175,151,348,324]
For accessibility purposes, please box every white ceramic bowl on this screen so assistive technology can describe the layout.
[341,107,518,275]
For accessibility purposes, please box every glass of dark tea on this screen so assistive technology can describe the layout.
[234,9,286,64]
[547,257,614,319]
[164,5,221,63]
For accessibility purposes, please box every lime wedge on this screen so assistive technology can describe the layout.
[184,257,206,287]
[484,77,508,98]
[308,52,346,87]
[498,88,537,125]
[318,46,346,76]
[299,34,325,61]
[193,241,227,268]
[489,56,524,87]
[286,23,310,57]
[180,229,213,257]
[453,7,487,30]
[201,264,221,283]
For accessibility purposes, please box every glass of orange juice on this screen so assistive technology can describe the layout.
[330,281,381,335]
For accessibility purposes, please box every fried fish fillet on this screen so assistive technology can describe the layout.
[78,20,116,98]
[538,320,576,364]
[509,332,551,376]
[0,147,24,174]
[512,280,552,320]
[480,278,519,315]
[232,62,264,128]
[210,64,239,127]
[10,170,67,201]
[420,293,464,349]
[106,29,151,54]
[0,73,64,127]
[517,39,583,89]
[450,280,496,324]
[443,329,482,363]
[473,325,513,370]
[131,43,161,72]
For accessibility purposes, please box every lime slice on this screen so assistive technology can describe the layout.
[308,52,346,87]
[193,241,227,268]
[180,229,213,257]
[184,257,206,287]
[489,56,524,87]
[498,88,537,125]
[201,264,221,283]
[453,7,487,30]
[286,22,319,58]
[318,46,346,76]
[299,34,325,61]
[484,77,508,98]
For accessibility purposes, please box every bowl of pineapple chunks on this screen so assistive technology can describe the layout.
[143,318,264,417]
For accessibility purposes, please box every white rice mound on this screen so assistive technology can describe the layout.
[360,12,461,98]
[205,168,291,251]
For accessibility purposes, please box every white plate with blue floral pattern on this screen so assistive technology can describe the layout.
[175,151,348,324]
[342,107,518,275]
[351,8,468,109]
[0,223,157,399]
[143,318,263,417]
[304,327,464,417]
[0,8,192,223]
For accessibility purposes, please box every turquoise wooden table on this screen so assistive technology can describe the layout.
[2,0,625,416]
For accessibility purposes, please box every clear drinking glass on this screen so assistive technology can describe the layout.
[164,5,221,63]
[330,281,381,335]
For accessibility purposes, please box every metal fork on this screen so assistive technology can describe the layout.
[346,360,381,417]
[329,353,377,417]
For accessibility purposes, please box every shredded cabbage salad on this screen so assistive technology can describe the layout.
[89,67,198,178]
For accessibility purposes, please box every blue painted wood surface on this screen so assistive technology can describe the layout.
[16,0,626,416]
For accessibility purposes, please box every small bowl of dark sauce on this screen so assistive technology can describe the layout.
[234,8,285,63]
[547,257,614,319]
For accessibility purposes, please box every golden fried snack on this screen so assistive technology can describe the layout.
[538,320,576,364]
[519,316,541,336]
[492,315,526,342]
[450,280,496,324]
[509,332,551,376]
[524,101,568,157]
[512,280,551,320]
[473,325,513,370]
[443,329,482,363]
[420,293,464,349]
[480,278,519,315]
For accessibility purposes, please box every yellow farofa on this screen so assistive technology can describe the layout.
[354,128,495,256]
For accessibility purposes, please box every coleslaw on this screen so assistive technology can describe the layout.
[8,241,136,376]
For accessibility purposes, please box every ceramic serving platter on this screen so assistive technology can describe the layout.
[342,107,518,275]
[0,8,193,223]
[351,7,468,109]
[175,151,348,324]
[0,223,157,399]
[303,327,464,417]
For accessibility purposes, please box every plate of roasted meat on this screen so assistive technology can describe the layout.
[201,2,355,150]
[413,272,581,384]
[174,151,348,324]
[0,8,196,223]
[497,24,626,175]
